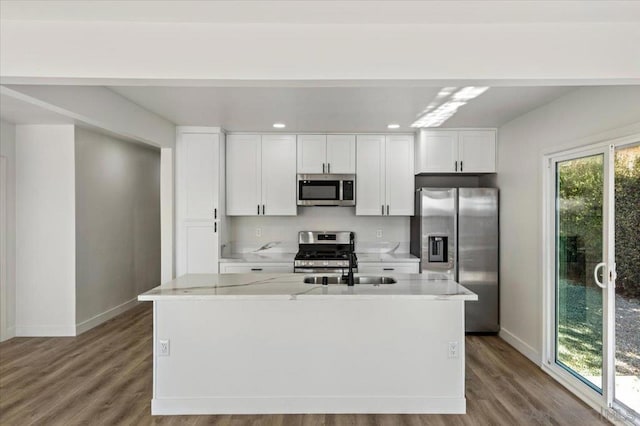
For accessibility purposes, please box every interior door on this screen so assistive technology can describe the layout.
[551,145,613,397]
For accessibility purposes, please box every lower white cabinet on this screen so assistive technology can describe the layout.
[358,263,419,274]
[220,263,293,274]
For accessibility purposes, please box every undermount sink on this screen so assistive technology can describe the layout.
[303,276,397,285]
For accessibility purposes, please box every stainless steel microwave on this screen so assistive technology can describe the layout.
[297,174,356,206]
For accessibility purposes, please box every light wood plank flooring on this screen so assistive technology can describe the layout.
[0,303,607,425]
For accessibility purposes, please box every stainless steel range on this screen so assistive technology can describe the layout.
[294,231,358,274]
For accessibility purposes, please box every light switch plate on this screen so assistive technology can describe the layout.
[159,339,170,356]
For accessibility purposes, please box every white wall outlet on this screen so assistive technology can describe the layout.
[376,229,383,238]
[256,228,262,237]
[448,341,459,359]
[159,339,170,357]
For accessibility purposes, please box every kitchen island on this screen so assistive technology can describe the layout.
[138,273,477,415]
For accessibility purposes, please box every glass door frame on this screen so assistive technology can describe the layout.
[542,133,640,419]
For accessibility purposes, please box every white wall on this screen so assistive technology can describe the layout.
[1,20,638,83]
[16,125,76,336]
[1,85,176,148]
[496,86,640,363]
[74,128,161,331]
[229,208,410,254]
[0,119,16,341]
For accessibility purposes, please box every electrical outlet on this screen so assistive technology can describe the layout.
[448,341,459,359]
[159,339,170,357]
[376,229,383,238]
[256,228,262,237]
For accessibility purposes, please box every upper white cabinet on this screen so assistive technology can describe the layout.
[415,129,496,173]
[458,130,497,173]
[176,128,226,275]
[261,135,297,216]
[227,134,297,216]
[297,134,356,174]
[356,134,414,216]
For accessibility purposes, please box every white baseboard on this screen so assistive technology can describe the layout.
[76,297,138,335]
[499,327,541,365]
[151,397,466,415]
[0,325,15,342]
[16,324,76,337]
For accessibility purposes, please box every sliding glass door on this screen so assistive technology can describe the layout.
[613,144,640,416]
[555,151,606,391]
[546,139,639,422]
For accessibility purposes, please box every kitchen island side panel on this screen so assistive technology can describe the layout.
[152,299,466,414]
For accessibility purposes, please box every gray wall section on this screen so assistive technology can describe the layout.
[75,128,160,324]
[0,119,16,340]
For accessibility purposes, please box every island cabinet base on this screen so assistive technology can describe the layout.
[151,299,467,415]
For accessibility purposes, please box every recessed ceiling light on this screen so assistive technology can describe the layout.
[273,123,286,129]
[387,124,400,129]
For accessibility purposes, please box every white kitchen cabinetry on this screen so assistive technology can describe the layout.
[358,262,419,274]
[415,129,496,173]
[297,134,355,174]
[176,128,226,275]
[458,130,497,173]
[227,134,297,216]
[356,134,414,216]
[220,263,293,273]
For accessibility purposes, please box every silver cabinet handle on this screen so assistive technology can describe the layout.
[461,161,464,172]
[328,163,331,173]
[262,204,265,215]
[381,205,384,215]
[386,205,389,216]
[257,204,260,215]
[455,161,458,172]
[323,163,325,173]
[251,268,263,272]
[594,262,607,289]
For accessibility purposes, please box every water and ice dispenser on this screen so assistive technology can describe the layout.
[428,236,448,263]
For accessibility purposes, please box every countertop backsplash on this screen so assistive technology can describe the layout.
[224,207,412,256]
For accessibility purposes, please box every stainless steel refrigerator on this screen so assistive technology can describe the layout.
[410,187,499,333]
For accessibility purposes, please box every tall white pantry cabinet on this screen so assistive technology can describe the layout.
[176,127,227,275]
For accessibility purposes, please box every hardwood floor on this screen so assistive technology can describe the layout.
[0,303,607,425]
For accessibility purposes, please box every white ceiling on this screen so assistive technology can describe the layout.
[110,85,575,132]
[2,1,638,24]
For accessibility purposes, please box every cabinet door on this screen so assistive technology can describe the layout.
[415,130,458,173]
[326,135,356,174]
[356,135,385,216]
[297,135,327,173]
[220,263,293,273]
[183,222,219,273]
[180,133,219,220]
[358,263,419,274]
[226,134,261,215]
[261,135,297,216]
[385,135,415,216]
[458,130,496,173]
